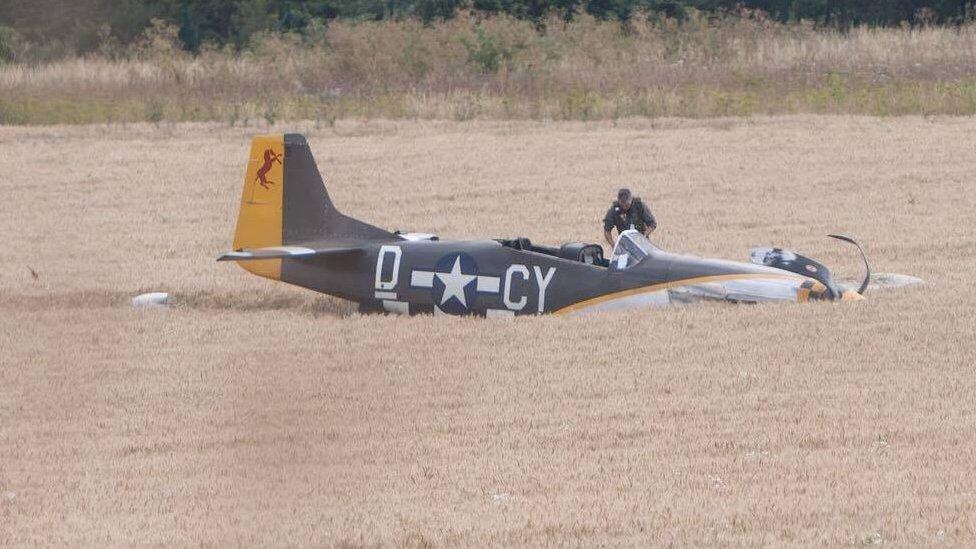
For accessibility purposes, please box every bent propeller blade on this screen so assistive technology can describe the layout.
[827,233,871,296]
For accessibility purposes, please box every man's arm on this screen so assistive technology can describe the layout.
[602,207,617,247]
[641,202,657,235]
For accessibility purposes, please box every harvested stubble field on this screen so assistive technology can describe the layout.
[1,116,975,546]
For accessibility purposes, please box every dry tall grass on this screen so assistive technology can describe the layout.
[4,15,976,124]
[2,117,975,545]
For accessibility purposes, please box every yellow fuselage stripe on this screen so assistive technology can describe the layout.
[552,273,804,316]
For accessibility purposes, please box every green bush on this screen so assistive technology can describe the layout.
[558,87,602,120]
[144,99,165,124]
[0,26,19,63]
[460,26,516,73]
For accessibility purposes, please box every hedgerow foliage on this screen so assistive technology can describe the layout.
[1,0,973,60]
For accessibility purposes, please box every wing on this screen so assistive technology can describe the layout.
[217,242,364,261]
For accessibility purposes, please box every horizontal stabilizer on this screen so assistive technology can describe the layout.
[217,244,363,262]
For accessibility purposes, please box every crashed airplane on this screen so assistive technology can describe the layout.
[218,134,874,317]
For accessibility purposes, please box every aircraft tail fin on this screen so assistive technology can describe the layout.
[228,134,392,279]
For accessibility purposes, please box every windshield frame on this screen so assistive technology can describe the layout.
[610,229,660,270]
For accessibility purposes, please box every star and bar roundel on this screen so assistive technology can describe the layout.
[410,252,501,315]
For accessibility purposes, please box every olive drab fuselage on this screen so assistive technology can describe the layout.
[218,134,869,317]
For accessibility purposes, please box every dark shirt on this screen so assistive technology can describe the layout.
[603,198,657,235]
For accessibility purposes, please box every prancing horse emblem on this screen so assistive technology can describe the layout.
[255,149,282,189]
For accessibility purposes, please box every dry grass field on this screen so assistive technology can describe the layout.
[2,116,975,546]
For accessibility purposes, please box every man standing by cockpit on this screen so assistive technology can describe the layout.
[603,188,657,248]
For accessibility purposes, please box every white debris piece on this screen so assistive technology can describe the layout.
[868,273,925,291]
[132,292,170,308]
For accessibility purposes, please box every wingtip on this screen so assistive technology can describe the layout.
[217,251,251,262]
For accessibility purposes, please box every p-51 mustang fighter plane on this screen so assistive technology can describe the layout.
[218,134,871,317]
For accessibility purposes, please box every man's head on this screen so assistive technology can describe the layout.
[617,188,633,210]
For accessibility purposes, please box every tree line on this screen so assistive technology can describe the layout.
[1,0,973,57]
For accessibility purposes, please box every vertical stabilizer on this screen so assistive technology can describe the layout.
[230,134,392,280]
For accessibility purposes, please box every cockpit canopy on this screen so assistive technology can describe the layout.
[498,237,608,267]
[610,229,661,269]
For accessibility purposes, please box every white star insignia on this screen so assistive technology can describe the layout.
[436,256,477,307]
